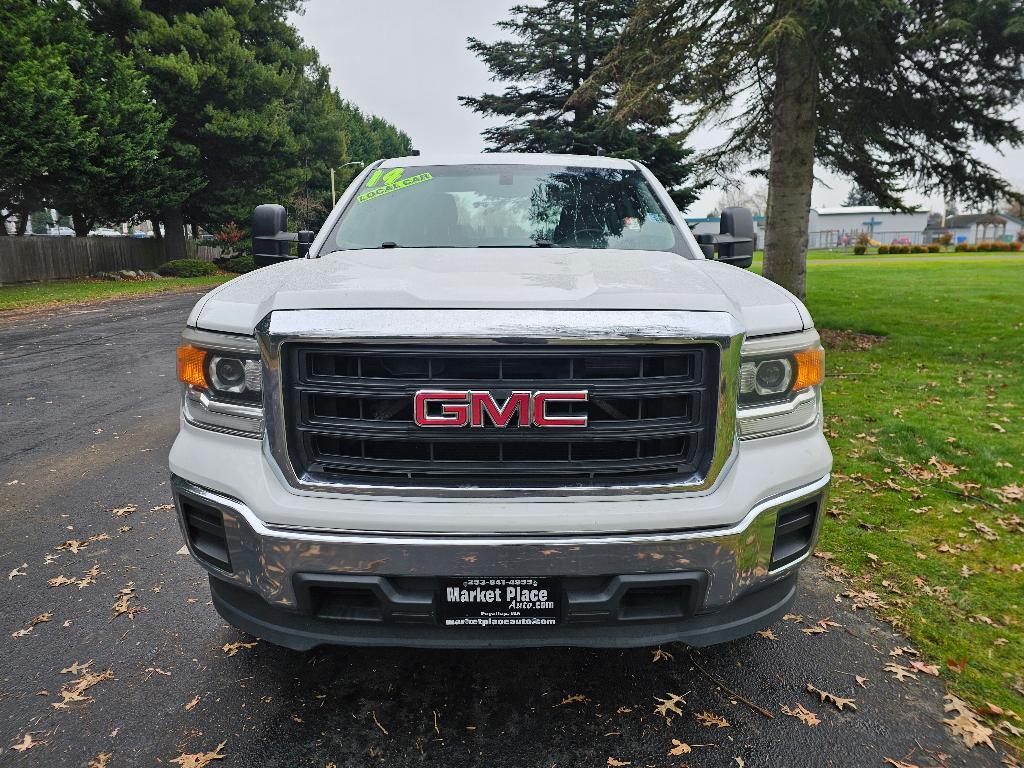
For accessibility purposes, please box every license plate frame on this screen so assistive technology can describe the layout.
[439,577,560,627]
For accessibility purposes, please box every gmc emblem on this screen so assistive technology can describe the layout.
[413,390,588,428]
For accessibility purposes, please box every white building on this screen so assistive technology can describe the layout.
[807,206,931,248]
[930,213,1024,245]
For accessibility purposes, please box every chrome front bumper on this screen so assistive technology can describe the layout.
[172,474,829,616]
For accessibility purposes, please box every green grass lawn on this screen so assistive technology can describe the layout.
[801,258,1023,748]
[0,274,232,312]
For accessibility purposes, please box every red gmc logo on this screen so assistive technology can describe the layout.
[413,390,588,428]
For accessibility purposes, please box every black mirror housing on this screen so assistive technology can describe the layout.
[717,207,755,268]
[252,204,296,268]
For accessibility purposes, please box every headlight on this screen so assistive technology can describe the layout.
[737,330,824,439]
[176,329,263,437]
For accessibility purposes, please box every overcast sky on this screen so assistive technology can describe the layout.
[294,0,1024,216]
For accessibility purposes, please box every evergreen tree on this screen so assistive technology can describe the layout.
[0,0,87,233]
[573,0,1024,298]
[460,0,700,211]
[843,184,879,208]
[0,0,169,236]
[83,0,322,256]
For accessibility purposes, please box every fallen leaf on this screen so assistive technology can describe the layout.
[854,676,868,688]
[667,739,692,756]
[884,663,918,683]
[651,648,674,663]
[998,721,1024,738]
[781,703,820,726]
[694,711,729,728]
[10,612,53,638]
[57,539,88,554]
[61,660,93,675]
[995,483,1023,504]
[909,660,940,677]
[943,695,994,750]
[756,628,778,640]
[800,625,827,635]
[607,758,630,767]
[90,753,112,768]
[883,759,919,768]
[185,694,200,711]
[150,504,174,512]
[989,423,1005,433]
[170,741,227,768]
[48,563,101,590]
[653,693,686,721]
[8,564,27,580]
[53,668,114,709]
[946,657,968,673]
[112,585,138,617]
[806,683,857,711]
[221,641,258,657]
[555,693,589,706]
[109,505,137,517]
[11,733,43,752]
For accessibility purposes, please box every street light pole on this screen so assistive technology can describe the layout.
[332,161,366,206]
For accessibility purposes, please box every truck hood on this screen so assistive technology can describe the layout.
[191,248,808,337]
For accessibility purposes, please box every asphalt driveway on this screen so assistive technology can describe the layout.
[0,293,1014,767]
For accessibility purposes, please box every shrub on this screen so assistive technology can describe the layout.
[855,232,871,247]
[1009,241,1022,251]
[157,258,219,277]
[852,245,866,255]
[877,245,890,254]
[965,245,978,252]
[954,243,968,252]
[224,254,256,273]
[927,243,941,253]
[909,245,925,253]
[937,232,953,246]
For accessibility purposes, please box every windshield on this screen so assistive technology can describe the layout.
[323,164,681,253]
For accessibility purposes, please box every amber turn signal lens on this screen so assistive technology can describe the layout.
[792,346,824,391]
[177,345,208,388]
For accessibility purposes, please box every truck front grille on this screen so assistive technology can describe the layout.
[282,344,719,486]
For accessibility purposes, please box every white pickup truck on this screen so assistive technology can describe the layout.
[170,153,831,649]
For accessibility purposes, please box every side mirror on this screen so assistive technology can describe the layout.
[694,207,755,268]
[252,204,297,268]
[296,230,314,258]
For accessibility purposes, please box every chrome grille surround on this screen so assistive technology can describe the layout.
[256,310,743,498]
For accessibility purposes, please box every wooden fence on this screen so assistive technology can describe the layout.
[0,237,223,284]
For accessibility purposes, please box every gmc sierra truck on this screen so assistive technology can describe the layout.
[170,153,831,650]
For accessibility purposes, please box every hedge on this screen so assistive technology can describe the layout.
[158,259,219,277]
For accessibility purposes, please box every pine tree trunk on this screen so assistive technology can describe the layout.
[150,219,162,240]
[15,211,29,236]
[763,28,819,301]
[161,206,186,260]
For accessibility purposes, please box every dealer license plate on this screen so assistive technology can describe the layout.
[440,577,559,627]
